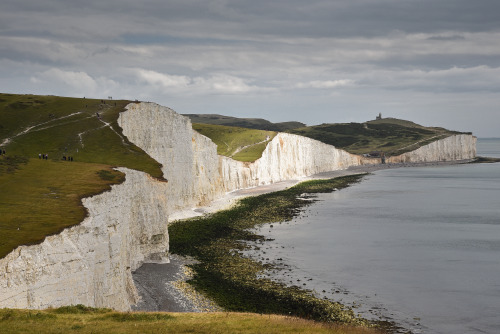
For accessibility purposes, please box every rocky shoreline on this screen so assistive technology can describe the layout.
[132,254,222,312]
[132,160,474,317]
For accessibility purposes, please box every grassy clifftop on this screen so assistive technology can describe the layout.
[0,93,163,258]
[0,158,124,258]
[184,113,305,131]
[0,93,162,177]
[288,118,466,156]
[192,123,276,162]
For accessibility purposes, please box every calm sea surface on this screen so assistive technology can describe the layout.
[250,138,500,334]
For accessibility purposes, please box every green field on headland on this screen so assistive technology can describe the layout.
[0,157,124,258]
[0,93,285,167]
[192,123,276,162]
[0,306,381,334]
[0,93,163,258]
[287,118,465,156]
[184,113,305,131]
[0,93,162,177]
[169,175,392,332]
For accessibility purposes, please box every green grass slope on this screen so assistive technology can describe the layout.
[185,114,305,131]
[0,93,162,177]
[192,123,276,162]
[288,117,466,156]
[0,93,163,258]
[0,157,124,258]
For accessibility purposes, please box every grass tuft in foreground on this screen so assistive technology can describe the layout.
[50,304,112,315]
[0,307,382,334]
[169,175,389,330]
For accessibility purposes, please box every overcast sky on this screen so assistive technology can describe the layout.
[1,0,499,136]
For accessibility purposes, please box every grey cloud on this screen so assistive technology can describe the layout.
[3,0,500,43]
[372,54,500,72]
[427,35,466,41]
[210,0,500,38]
[356,66,500,93]
[1,0,500,136]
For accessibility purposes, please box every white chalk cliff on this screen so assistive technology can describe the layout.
[0,168,169,311]
[387,134,476,163]
[0,102,476,311]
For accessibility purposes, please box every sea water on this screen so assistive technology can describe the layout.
[251,138,500,334]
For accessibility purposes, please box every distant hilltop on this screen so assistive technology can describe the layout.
[182,113,305,132]
[184,112,469,157]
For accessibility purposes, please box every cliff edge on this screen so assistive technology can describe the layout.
[0,168,169,310]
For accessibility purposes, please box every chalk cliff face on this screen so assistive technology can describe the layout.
[120,103,366,200]
[0,169,169,311]
[220,132,365,190]
[0,102,476,311]
[388,134,476,163]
